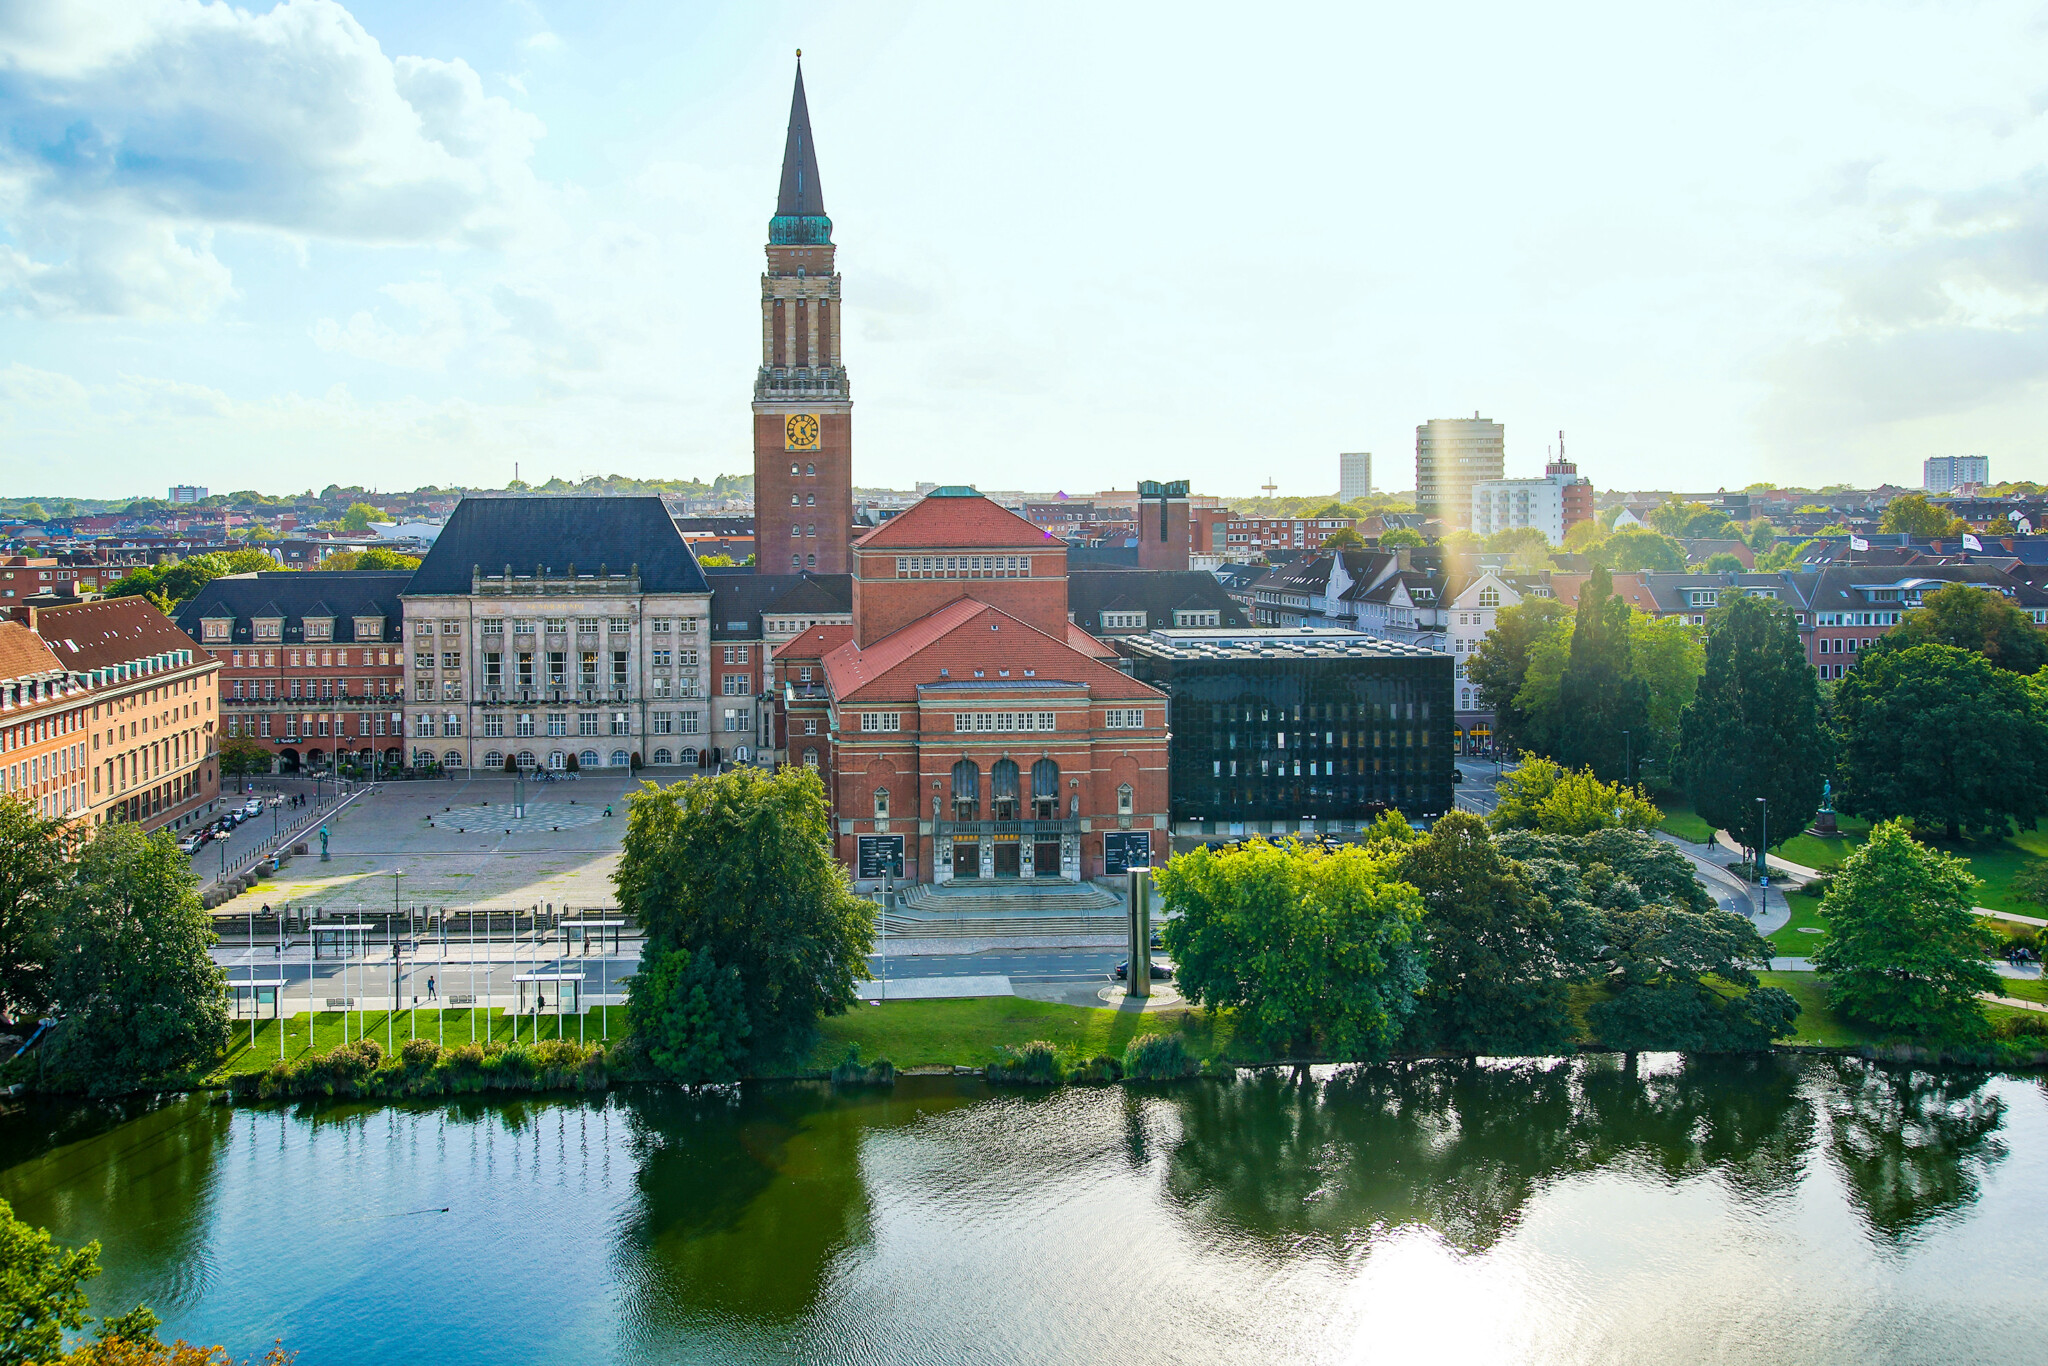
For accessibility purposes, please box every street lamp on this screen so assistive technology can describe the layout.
[1755,797,1768,893]
[1621,729,1632,789]
[388,869,403,1055]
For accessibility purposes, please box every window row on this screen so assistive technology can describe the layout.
[953,711,1057,733]
[228,649,395,668]
[895,554,1033,579]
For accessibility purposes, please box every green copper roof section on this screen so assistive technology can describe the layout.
[928,486,980,498]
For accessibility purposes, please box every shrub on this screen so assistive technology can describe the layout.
[226,1035,610,1101]
[1122,1033,1195,1081]
[1070,1055,1122,1084]
[1990,1011,2048,1043]
[986,1040,1064,1085]
[399,1038,440,1069]
[830,1044,896,1086]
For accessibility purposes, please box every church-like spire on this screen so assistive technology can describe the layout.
[771,53,831,243]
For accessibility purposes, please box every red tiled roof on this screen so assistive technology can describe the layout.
[0,620,64,681]
[34,597,209,672]
[1065,622,1117,659]
[853,491,1062,550]
[1549,573,1654,610]
[822,598,1162,704]
[772,623,854,661]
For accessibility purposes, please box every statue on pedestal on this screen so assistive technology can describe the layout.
[1811,778,1838,836]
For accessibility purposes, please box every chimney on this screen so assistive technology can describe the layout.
[5,604,36,631]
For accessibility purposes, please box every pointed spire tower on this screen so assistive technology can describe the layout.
[754,51,852,575]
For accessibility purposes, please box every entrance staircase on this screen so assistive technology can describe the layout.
[883,879,1126,941]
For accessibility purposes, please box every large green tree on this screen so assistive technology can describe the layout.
[613,766,873,1066]
[106,550,281,611]
[625,945,751,1082]
[1836,643,2048,841]
[1487,756,1660,836]
[1882,581,2047,675]
[1880,493,1966,539]
[1591,527,1687,572]
[0,1197,98,1366]
[1157,840,1426,1059]
[0,797,65,1027]
[1396,811,1583,1054]
[1556,567,1651,781]
[1811,821,1997,1039]
[1467,597,1570,755]
[216,734,273,778]
[43,825,229,1091]
[1677,594,1825,867]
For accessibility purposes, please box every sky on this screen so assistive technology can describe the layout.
[2,0,2046,501]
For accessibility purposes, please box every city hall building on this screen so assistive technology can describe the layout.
[772,488,1170,888]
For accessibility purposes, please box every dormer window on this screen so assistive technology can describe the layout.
[355,617,383,642]
[304,618,333,642]
[253,618,282,641]
[201,619,231,643]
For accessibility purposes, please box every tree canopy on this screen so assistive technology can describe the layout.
[613,766,873,1067]
[1677,593,1825,863]
[1883,581,2047,675]
[1467,597,1571,757]
[1811,821,1997,1039]
[1377,527,1426,549]
[1591,527,1688,573]
[1880,493,1967,539]
[1556,566,1652,781]
[1487,756,1660,836]
[105,550,280,611]
[1835,642,2048,841]
[318,547,421,572]
[1157,839,1426,1059]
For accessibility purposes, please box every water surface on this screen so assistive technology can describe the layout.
[2,1056,2040,1364]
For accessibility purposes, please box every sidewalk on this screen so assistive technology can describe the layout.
[1712,829,2046,928]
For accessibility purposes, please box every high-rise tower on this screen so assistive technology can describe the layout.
[754,55,852,574]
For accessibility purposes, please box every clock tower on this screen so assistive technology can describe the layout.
[754,55,852,575]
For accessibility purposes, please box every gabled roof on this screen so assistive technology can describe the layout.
[1066,570,1251,632]
[173,571,410,645]
[0,620,64,683]
[708,572,852,639]
[852,488,1064,551]
[36,597,207,673]
[822,598,1160,704]
[772,623,855,662]
[406,496,708,596]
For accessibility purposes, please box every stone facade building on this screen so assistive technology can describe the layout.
[397,497,713,772]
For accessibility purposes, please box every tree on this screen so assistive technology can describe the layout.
[565,752,580,773]
[1812,821,1998,1039]
[1628,612,1704,778]
[1881,493,1967,539]
[625,946,750,1082]
[1563,519,1608,553]
[1753,538,1817,572]
[1484,525,1551,555]
[0,797,64,1027]
[1745,519,1779,553]
[1158,839,1425,1059]
[0,1196,98,1366]
[1682,510,1736,539]
[1592,527,1687,573]
[502,754,519,774]
[338,502,385,531]
[1835,643,2048,841]
[697,554,736,568]
[215,734,272,778]
[1395,811,1580,1054]
[1467,598,1571,756]
[613,767,873,1065]
[1883,581,2047,675]
[105,550,279,611]
[318,547,420,572]
[1498,828,1796,1051]
[1377,527,1425,548]
[18,503,47,522]
[1555,566,1651,781]
[1318,528,1366,549]
[1701,552,1745,574]
[1677,594,1825,867]
[1487,756,1660,835]
[43,825,229,1091]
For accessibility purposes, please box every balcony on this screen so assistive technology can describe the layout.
[937,818,1080,840]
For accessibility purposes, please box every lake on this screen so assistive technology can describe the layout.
[2,1055,2042,1364]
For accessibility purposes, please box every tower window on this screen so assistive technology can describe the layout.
[791,463,799,475]
[806,463,815,476]
[806,554,816,569]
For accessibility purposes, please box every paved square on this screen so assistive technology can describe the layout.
[212,770,699,916]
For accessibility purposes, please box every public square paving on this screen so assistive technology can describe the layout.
[211,770,699,916]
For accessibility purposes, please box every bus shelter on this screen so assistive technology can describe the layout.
[561,919,625,955]
[229,976,288,1019]
[512,971,582,1016]
[313,922,376,959]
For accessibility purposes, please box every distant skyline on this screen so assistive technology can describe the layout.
[4,0,2046,499]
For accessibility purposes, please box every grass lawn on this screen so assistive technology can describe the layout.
[1653,796,1717,845]
[1775,816,1871,872]
[211,1008,618,1079]
[1751,971,1878,1047]
[1778,820,2048,921]
[1993,975,2048,1006]
[1769,889,1831,956]
[794,997,1237,1074]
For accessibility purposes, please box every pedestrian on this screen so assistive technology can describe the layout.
[428,975,437,1000]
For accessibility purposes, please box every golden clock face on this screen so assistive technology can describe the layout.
[785,413,820,451]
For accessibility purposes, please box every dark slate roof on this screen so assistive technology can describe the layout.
[1066,570,1251,633]
[174,571,411,645]
[708,571,852,639]
[405,496,708,596]
[776,62,826,216]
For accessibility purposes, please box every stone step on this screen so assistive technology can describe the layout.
[878,913,1127,939]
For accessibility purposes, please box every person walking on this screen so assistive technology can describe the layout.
[427,975,437,1001]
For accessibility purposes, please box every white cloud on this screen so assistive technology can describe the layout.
[0,0,546,317]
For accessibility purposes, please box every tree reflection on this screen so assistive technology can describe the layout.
[1822,1060,2006,1244]
[1161,1055,1817,1257]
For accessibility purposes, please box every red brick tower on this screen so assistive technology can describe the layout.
[754,55,853,575]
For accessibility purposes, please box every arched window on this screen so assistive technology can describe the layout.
[681,747,700,767]
[990,758,1020,820]
[806,463,815,476]
[791,525,801,538]
[482,750,504,769]
[413,748,434,768]
[1117,782,1134,815]
[874,787,889,819]
[581,749,601,768]
[802,748,819,769]
[443,750,464,767]
[652,748,673,765]
[791,554,801,570]
[806,554,816,569]
[609,749,630,767]
[951,759,980,821]
[1030,758,1060,818]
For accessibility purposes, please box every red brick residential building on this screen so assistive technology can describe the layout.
[775,488,1169,888]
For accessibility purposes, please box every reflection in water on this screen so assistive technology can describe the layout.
[0,1058,2032,1365]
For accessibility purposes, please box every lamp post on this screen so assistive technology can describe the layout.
[388,869,403,1054]
[1755,796,1768,895]
[1621,730,1632,789]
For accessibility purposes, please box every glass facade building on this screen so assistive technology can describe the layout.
[1125,630,1455,828]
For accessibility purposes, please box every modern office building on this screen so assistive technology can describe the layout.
[1122,628,1455,834]
[1339,452,1372,502]
[168,486,207,504]
[1470,449,1595,543]
[1924,455,1990,494]
[1415,414,1505,530]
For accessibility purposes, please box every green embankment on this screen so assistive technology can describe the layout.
[796,997,1235,1073]
[213,1009,616,1078]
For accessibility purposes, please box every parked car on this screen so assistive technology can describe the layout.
[1113,960,1172,981]
[241,799,263,817]
[178,834,204,855]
